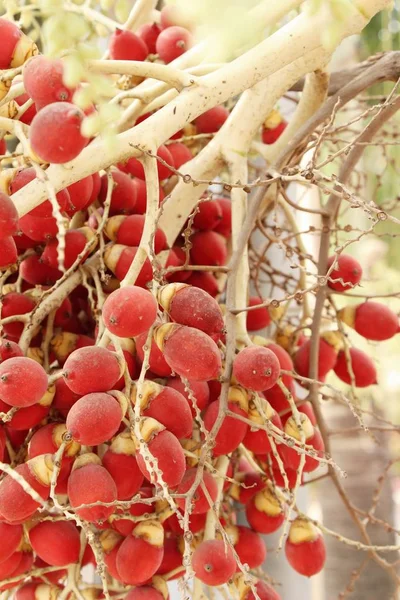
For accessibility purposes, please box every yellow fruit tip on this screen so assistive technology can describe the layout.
[72,453,102,471]
[289,517,320,544]
[285,413,314,441]
[134,519,164,547]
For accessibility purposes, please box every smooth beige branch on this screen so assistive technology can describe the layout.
[0,116,29,136]
[123,0,157,31]
[87,60,197,91]
[120,151,160,287]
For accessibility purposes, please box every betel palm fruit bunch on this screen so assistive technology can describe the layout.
[0,2,397,599]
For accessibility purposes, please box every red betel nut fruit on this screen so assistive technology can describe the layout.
[137,22,162,54]
[232,525,267,569]
[246,296,271,331]
[0,340,23,363]
[0,237,17,269]
[245,486,286,534]
[157,283,224,338]
[0,456,53,522]
[0,191,19,239]
[214,197,232,237]
[156,26,193,63]
[67,454,117,523]
[132,380,193,439]
[203,387,249,456]
[29,102,88,164]
[102,432,144,500]
[8,167,72,218]
[242,398,282,455]
[109,29,148,61]
[0,552,24,582]
[195,106,229,134]
[156,536,184,578]
[62,346,123,395]
[339,302,399,341]
[65,175,94,214]
[0,18,37,70]
[279,415,324,473]
[167,141,193,168]
[154,323,222,381]
[125,581,167,600]
[190,231,228,267]
[42,227,95,270]
[0,357,48,407]
[285,518,326,577]
[293,332,341,380]
[192,539,236,586]
[334,347,377,387]
[116,520,164,585]
[166,377,210,415]
[66,392,124,446]
[28,520,80,566]
[243,580,282,600]
[326,254,362,292]
[135,418,186,488]
[192,199,223,230]
[99,170,137,215]
[104,244,153,286]
[261,110,287,144]
[233,346,280,391]
[0,523,23,564]
[118,145,174,181]
[23,55,74,108]
[103,286,158,338]
[135,329,172,377]
[104,214,167,252]
[28,422,79,481]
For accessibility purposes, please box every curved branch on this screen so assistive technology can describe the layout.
[87,60,197,91]
[290,51,400,94]
[277,51,400,168]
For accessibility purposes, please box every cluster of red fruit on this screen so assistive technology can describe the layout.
[0,9,398,600]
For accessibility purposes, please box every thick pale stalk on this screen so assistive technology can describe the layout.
[225,154,250,342]
[160,46,330,244]
[120,152,159,287]
[263,67,330,162]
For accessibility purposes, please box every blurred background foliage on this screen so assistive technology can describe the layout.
[360,0,400,270]
[325,0,400,465]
